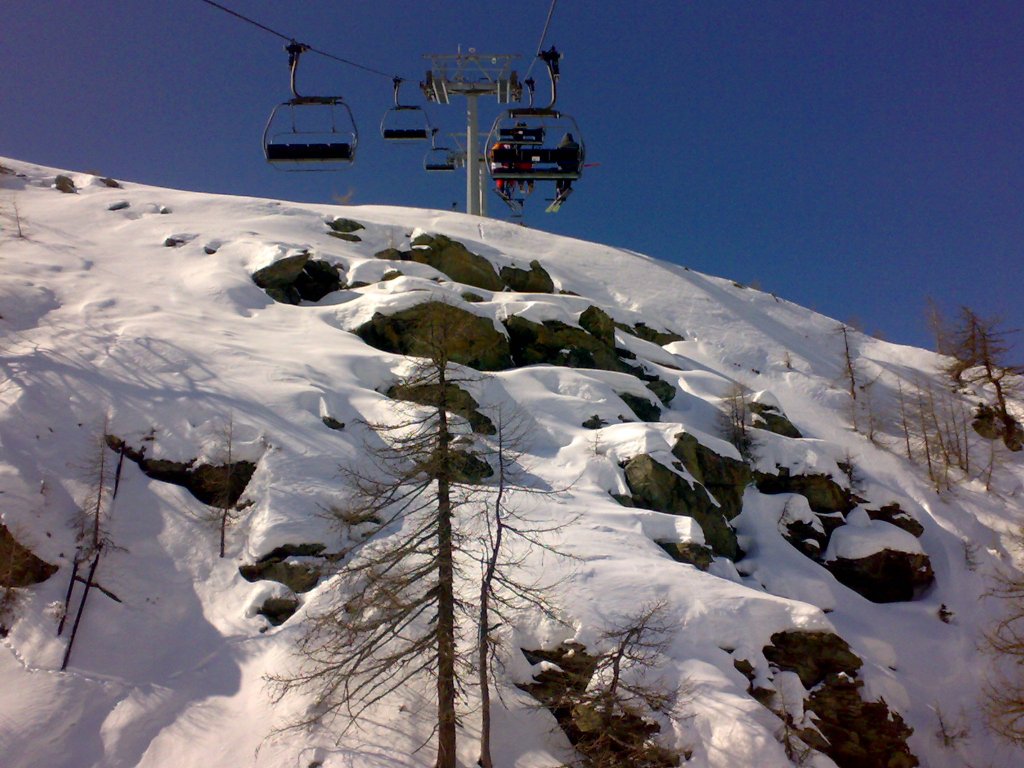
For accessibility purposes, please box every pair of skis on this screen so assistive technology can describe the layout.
[544,187,572,213]
[495,185,573,215]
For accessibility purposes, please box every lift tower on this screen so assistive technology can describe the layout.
[421,51,521,216]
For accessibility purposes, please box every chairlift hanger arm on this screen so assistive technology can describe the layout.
[537,46,560,110]
[287,41,311,99]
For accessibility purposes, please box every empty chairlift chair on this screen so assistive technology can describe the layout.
[381,77,432,141]
[263,42,358,171]
[423,129,463,172]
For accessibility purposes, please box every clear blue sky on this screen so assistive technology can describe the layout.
[5,1,1023,355]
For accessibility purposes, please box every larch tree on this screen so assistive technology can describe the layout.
[269,303,496,768]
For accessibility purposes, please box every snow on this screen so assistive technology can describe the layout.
[823,514,926,562]
[1,156,1023,767]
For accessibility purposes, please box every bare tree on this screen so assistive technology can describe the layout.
[719,383,752,459]
[474,406,574,768]
[983,567,1024,745]
[567,602,688,768]
[269,304,494,768]
[193,414,245,558]
[60,418,126,670]
[942,307,1023,452]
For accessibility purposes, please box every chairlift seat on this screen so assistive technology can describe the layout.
[266,142,353,162]
[382,128,432,141]
[425,160,457,172]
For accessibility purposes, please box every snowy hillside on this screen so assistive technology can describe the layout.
[2,156,1023,768]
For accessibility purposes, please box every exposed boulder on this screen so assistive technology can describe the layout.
[326,217,364,242]
[763,630,917,768]
[388,381,496,435]
[763,630,862,689]
[520,643,599,736]
[755,468,857,515]
[624,454,739,560]
[54,174,76,193]
[970,403,1024,452]
[615,321,685,346]
[504,315,627,372]
[252,252,345,304]
[865,503,924,538]
[257,596,300,626]
[782,518,828,559]
[355,301,513,371]
[578,306,616,347]
[502,313,675,410]
[520,643,680,768]
[381,233,504,291]
[656,540,714,570]
[448,450,493,483]
[826,549,935,603]
[0,524,58,587]
[321,415,345,431]
[749,401,802,439]
[239,560,321,593]
[671,432,751,521]
[618,392,661,422]
[807,675,918,768]
[971,403,1002,440]
[499,259,554,293]
[643,378,677,406]
[107,436,256,508]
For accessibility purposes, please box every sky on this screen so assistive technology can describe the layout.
[4,1,1024,355]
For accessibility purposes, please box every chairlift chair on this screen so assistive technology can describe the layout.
[263,42,358,171]
[423,129,462,172]
[381,78,432,141]
[487,109,584,182]
[486,47,584,189]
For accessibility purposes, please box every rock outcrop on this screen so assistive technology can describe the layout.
[387,381,496,435]
[0,524,58,587]
[252,252,345,304]
[376,234,504,291]
[763,630,918,768]
[355,301,513,371]
[623,454,739,560]
[499,259,555,293]
[107,436,256,508]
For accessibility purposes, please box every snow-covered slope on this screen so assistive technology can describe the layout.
[1,157,1023,768]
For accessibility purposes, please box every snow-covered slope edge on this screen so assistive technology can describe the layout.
[1,157,1022,768]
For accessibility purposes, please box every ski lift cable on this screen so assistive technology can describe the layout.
[197,0,401,80]
[523,0,559,82]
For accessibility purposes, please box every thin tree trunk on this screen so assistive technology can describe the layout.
[61,547,101,671]
[56,554,81,636]
[435,370,457,768]
[477,420,509,768]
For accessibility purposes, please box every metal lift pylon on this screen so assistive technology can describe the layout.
[421,50,522,217]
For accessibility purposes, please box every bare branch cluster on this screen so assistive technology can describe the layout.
[983,568,1024,745]
[719,382,753,459]
[896,376,975,492]
[537,602,688,768]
